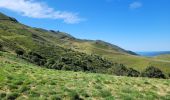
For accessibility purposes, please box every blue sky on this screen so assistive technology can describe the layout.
[0,0,170,51]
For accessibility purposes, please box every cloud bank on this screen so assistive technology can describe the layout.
[0,0,82,24]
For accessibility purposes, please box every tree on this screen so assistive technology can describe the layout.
[141,66,166,79]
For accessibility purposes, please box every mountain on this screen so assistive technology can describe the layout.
[35,28,137,56]
[0,12,170,74]
[0,12,136,55]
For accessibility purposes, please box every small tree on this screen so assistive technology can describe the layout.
[141,66,166,79]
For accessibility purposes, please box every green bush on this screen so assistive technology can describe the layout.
[27,52,46,66]
[141,66,166,79]
[22,45,114,74]
[112,64,129,76]
[15,48,24,56]
[128,68,140,77]
[50,62,64,70]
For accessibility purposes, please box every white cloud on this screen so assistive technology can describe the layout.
[129,1,143,9]
[0,0,83,24]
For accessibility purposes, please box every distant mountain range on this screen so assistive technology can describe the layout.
[136,51,170,57]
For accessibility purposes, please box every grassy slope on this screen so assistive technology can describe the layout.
[53,37,170,73]
[0,12,170,74]
[0,51,170,100]
[154,54,170,61]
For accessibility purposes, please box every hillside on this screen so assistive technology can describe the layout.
[154,54,170,61]
[0,51,170,100]
[0,12,132,55]
[0,12,170,74]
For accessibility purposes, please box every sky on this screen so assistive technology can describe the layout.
[0,0,170,51]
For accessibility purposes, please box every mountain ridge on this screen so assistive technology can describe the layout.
[0,12,136,55]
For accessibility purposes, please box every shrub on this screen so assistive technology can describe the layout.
[141,66,166,79]
[46,58,56,67]
[127,68,140,77]
[112,64,129,76]
[27,52,46,66]
[15,49,24,56]
[50,62,63,70]
[62,65,72,71]
[28,52,43,59]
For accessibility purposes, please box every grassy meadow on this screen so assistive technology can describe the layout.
[0,52,170,100]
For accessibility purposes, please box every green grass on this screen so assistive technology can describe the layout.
[154,54,170,61]
[0,52,170,100]
[106,54,170,74]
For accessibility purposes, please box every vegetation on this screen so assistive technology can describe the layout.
[0,51,170,100]
[141,66,166,79]
[15,49,24,56]
[0,12,170,75]
[14,48,167,79]
[0,12,169,79]
[0,43,3,51]
[128,68,140,77]
[154,54,170,61]
[0,12,170,99]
